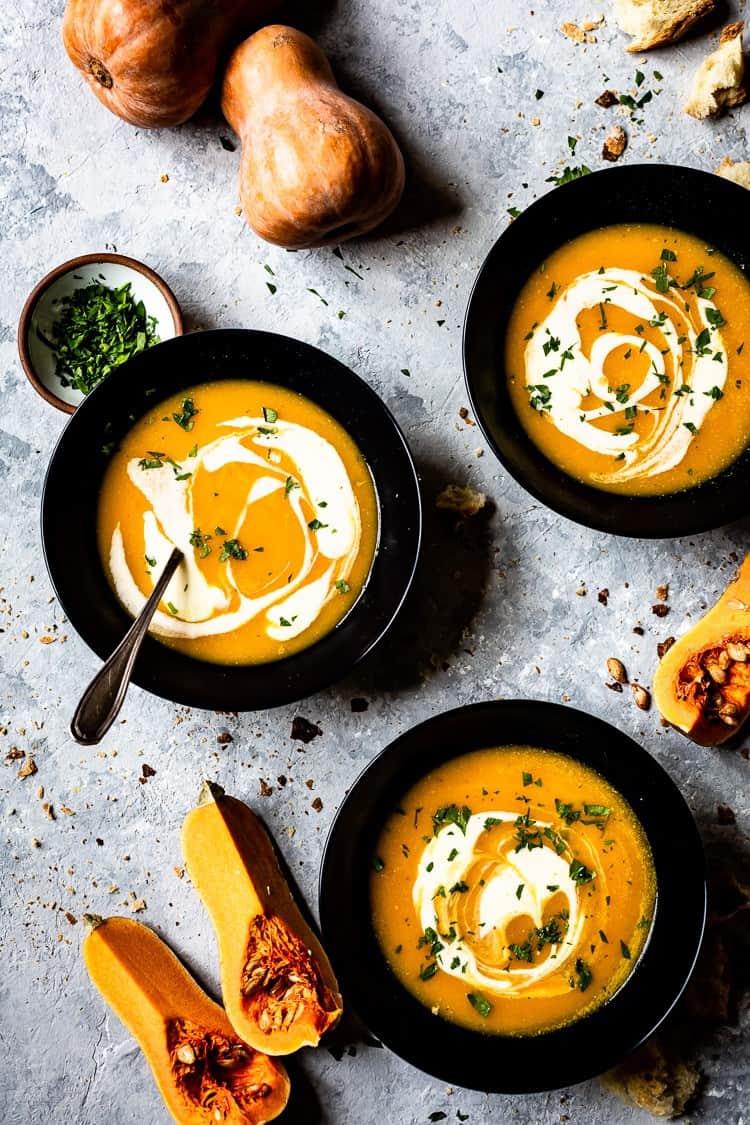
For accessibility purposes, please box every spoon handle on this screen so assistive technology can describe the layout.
[70,548,184,746]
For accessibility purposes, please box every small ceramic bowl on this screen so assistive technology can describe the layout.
[18,253,183,413]
[464,163,750,537]
[320,700,706,1093]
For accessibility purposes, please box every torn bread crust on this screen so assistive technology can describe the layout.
[602,124,628,161]
[685,22,746,119]
[716,156,750,188]
[613,0,717,52]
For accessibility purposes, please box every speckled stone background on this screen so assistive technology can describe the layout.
[2,1,749,1122]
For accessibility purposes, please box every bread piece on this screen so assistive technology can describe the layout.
[716,156,750,188]
[602,1039,701,1118]
[613,0,717,51]
[436,484,486,517]
[685,22,746,118]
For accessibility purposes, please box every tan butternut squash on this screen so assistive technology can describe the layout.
[63,0,275,127]
[653,553,750,745]
[82,915,289,1123]
[221,25,405,247]
[182,782,342,1054]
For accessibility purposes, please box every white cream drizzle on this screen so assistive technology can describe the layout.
[523,267,728,482]
[109,417,364,642]
[413,812,591,998]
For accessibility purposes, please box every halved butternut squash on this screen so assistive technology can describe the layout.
[181,782,342,1054]
[82,915,289,1123]
[653,553,750,745]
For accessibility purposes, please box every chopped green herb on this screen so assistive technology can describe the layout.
[620,940,632,960]
[466,991,492,1018]
[45,280,160,395]
[284,476,299,497]
[166,601,179,615]
[335,579,351,594]
[173,398,199,431]
[433,804,472,836]
[308,519,328,531]
[145,555,157,568]
[219,538,248,562]
[572,958,592,991]
[516,884,525,900]
[371,856,385,872]
[569,858,596,885]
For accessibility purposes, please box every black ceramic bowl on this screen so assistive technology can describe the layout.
[464,163,750,537]
[320,700,706,1093]
[42,329,421,711]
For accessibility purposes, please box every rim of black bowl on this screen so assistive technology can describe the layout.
[464,163,750,537]
[41,329,422,711]
[319,700,706,1093]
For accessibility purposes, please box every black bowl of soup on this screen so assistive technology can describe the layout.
[319,700,706,1093]
[41,329,422,710]
[464,163,750,536]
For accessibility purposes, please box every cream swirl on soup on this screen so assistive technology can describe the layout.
[523,266,728,484]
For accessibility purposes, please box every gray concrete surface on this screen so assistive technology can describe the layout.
[2,1,749,1122]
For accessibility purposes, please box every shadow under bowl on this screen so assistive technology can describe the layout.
[464,163,750,537]
[41,329,422,711]
[319,700,706,1093]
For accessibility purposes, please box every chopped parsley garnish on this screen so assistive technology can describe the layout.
[166,601,179,615]
[522,771,533,786]
[284,476,300,497]
[516,883,525,899]
[467,992,492,1018]
[433,804,471,836]
[419,962,438,981]
[620,940,632,959]
[546,165,591,187]
[660,248,677,261]
[683,422,698,435]
[651,262,670,293]
[569,858,596,885]
[449,881,469,894]
[335,579,351,593]
[189,529,212,558]
[44,280,159,395]
[571,958,592,991]
[262,406,278,423]
[371,856,385,872]
[219,538,248,562]
[145,555,157,568]
[172,397,198,431]
[308,519,328,531]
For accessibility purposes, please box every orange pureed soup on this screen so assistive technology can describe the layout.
[98,380,379,665]
[506,223,750,495]
[370,747,656,1037]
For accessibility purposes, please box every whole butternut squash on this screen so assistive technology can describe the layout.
[221,26,405,247]
[182,781,343,1054]
[653,553,750,745]
[82,915,290,1123]
[62,0,275,127]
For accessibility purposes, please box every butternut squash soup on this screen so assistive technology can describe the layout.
[97,380,378,665]
[370,746,656,1037]
[506,224,750,495]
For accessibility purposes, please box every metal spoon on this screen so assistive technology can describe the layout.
[70,548,184,746]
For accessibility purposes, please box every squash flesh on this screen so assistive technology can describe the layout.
[83,916,289,1124]
[182,785,343,1054]
[653,554,750,745]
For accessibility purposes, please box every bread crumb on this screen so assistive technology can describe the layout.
[436,484,486,517]
[715,155,750,188]
[602,124,628,161]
